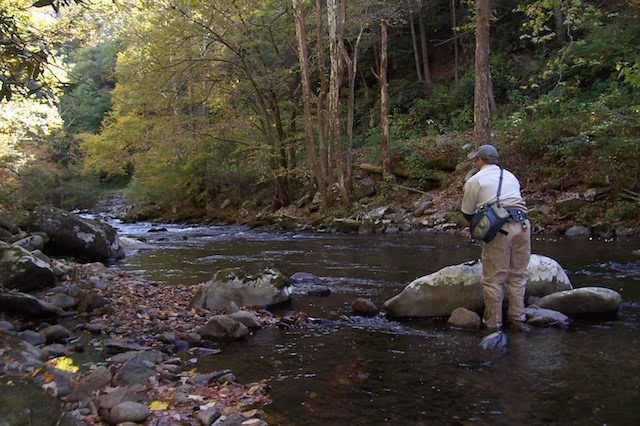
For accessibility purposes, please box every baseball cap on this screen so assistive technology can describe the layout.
[468,144,499,164]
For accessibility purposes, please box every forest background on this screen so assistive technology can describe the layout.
[1,0,640,233]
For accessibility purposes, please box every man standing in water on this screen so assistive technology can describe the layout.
[461,144,531,331]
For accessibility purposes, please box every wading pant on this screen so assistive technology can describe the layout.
[480,219,531,329]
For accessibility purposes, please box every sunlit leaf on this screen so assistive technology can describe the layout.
[149,400,168,411]
[48,356,79,373]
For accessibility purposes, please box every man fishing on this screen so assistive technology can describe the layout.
[461,144,531,331]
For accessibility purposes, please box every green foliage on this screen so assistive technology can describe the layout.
[59,41,118,134]
[406,73,475,135]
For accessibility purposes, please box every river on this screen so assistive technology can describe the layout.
[106,219,640,425]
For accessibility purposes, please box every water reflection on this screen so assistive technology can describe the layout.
[108,219,640,425]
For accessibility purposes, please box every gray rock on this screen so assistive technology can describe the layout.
[480,331,507,350]
[331,218,363,233]
[229,311,263,329]
[12,234,45,252]
[2,336,45,371]
[368,205,390,219]
[0,241,56,292]
[565,225,591,238]
[98,387,138,410]
[383,254,572,318]
[50,292,77,310]
[350,298,378,316]
[536,287,622,315]
[27,206,124,263]
[190,267,292,311]
[19,329,45,346]
[109,401,151,425]
[0,319,15,332]
[447,307,481,329]
[41,324,70,343]
[290,272,322,284]
[119,236,156,252]
[525,306,570,328]
[0,291,59,318]
[114,356,159,387]
[42,343,66,357]
[198,407,222,426]
[197,315,249,340]
[69,366,112,401]
[307,286,331,297]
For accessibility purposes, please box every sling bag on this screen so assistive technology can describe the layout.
[469,168,510,243]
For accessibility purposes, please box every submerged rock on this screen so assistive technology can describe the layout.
[525,306,570,328]
[480,331,507,350]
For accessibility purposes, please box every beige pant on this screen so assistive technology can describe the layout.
[480,219,531,329]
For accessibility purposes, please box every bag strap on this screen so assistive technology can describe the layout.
[496,168,504,204]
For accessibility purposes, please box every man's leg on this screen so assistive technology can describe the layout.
[480,233,511,329]
[505,220,531,323]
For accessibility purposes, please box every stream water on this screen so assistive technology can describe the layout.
[106,219,640,425]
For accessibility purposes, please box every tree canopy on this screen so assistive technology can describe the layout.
[1,0,640,228]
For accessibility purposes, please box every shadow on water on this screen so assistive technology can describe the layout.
[107,218,640,425]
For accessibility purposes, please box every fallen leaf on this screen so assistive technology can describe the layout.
[149,400,168,411]
[42,371,55,384]
[242,409,258,418]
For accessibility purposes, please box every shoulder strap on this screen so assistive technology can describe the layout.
[496,168,504,203]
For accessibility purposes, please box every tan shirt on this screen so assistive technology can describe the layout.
[461,164,527,215]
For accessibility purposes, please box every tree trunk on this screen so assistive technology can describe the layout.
[474,0,491,147]
[418,2,433,90]
[380,19,391,179]
[341,15,365,194]
[327,0,350,204]
[554,1,567,45]
[315,0,329,183]
[410,12,423,82]
[293,0,327,205]
[451,0,459,85]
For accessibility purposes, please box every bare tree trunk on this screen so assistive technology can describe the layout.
[315,0,329,183]
[418,2,433,90]
[341,15,365,193]
[327,0,350,204]
[410,12,423,82]
[293,0,326,205]
[451,0,459,85]
[554,0,567,45]
[380,19,391,178]
[474,0,491,147]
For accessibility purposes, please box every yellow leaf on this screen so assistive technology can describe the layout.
[48,357,79,373]
[149,400,168,411]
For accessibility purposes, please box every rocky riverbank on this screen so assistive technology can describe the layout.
[0,259,292,425]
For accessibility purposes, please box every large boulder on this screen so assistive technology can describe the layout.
[189,267,293,311]
[0,241,56,292]
[0,291,59,318]
[536,287,622,315]
[27,206,124,263]
[382,254,572,318]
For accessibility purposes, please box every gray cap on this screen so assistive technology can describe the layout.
[469,144,499,164]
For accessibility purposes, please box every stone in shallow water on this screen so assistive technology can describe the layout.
[480,331,507,350]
